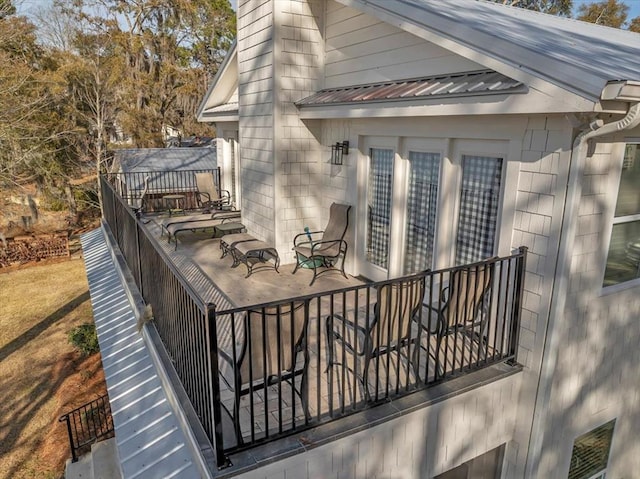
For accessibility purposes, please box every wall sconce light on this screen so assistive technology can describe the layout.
[330,141,349,165]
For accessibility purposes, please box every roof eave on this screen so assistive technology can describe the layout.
[297,91,587,120]
[198,111,239,123]
[196,40,238,118]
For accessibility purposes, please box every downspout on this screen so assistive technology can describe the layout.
[525,101,640,479]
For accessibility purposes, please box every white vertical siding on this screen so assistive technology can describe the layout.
[324,0,482,89]
[273,0,325,262]
[238,0,276,240]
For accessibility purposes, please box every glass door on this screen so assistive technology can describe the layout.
[362,147,395,279]
[357,137,506,280]
[402,151,440,274]
[358,140,442,280]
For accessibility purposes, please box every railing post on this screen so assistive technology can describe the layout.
[205,303,231,469]
[216,167,222,198]
[59,414,78,463]
[135,222,143,296]
[508,246,528,363]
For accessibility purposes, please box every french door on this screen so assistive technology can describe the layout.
[358,137,504,281]
[359,139,442,280]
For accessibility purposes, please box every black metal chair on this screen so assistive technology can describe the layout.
[326,275,426,401]
[218,301,309,445]
[292,203,351,285]
[422,260,494,379]
[195,171,231,211]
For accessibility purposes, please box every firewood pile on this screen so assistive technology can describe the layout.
[0,233,70,268]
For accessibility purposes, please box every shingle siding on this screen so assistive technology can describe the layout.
[274,0,325,261]
[236,375,521,479]
[537,135,640,478]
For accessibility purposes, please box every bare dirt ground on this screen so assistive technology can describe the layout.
[0,255,107,479]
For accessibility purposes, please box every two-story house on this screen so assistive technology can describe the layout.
[77,1,640,478]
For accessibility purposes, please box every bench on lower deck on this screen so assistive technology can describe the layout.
[219,233,255,259]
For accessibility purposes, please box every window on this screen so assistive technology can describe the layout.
[604,144,640,286]
[455,155,503,265]
[366,148,394,269]
[434,444,505,479]
[568,420,615,479]
[403,151,439,274]
[358,138,509,280]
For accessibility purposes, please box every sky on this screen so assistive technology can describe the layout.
[574,0,640,18]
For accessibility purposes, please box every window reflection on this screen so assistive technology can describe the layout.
[604,144,640,287]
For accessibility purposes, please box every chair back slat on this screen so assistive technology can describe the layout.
[240,302,307,382]
[373,277,425,349]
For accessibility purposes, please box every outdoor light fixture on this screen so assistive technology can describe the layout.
[330,141,349,165]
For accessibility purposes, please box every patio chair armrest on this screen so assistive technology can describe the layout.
[419,303,445,335]
[310,238,346,255]
[326,313,368,355]
[217,347,239,390]
[196,191,211,203]
[440,285,450,303]
[293,230,324,247]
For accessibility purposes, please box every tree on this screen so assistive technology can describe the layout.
[488,0,573,16]
[64,0,236,147]
[576,0,628,27]
[61,32,123,180]
[0,7,76,195]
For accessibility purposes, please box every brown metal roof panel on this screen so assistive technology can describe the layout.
[295,71,524,107]
[398,79,434,98]
[361,82,408,100]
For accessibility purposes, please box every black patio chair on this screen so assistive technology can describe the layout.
[326,275,426,401]
[292,203,351,286]
[218,301,309,445]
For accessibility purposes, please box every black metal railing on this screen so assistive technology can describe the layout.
[101,176,226,465]
[108,167,222,212]
[99,175,527,468]
[212,250,526,455]
[59,394,114,463]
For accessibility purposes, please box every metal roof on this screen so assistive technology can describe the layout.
[81,228,202,479]
[296,70,525,107]
[345,0,640,104]
[205,101,238,113]
[114,148,216,173]
[113,148,218,193]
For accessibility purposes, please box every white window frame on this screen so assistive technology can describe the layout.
[601,141,640,294]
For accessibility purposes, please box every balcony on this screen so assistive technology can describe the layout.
[98,172,526,472]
